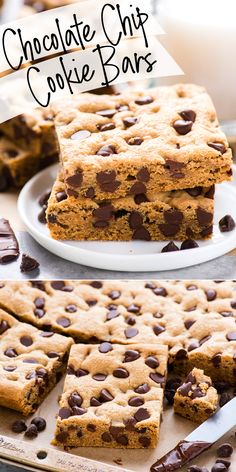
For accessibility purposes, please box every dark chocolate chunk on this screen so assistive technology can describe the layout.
[56,191,67,202]
[108,290,121,300]
[149,373,165,384]
[96,144,116,157]
[20,254,40,273]
[97,123,116,132]
[145,356,159,369]
[185,187,202,197]
[113,368,129,378]
[129,182,147,195]
[161,241,179,253]
[179,110,196,122]
[208,142,226,154]
[68,392,83,408]
[217,443,233,458]
[128,397,144,407]
[96,109,117,118]
[70,130,91,140]
[164,159,185,178]
[0,218,19,263]
[24,424,38,439]
[123,117,138,128]
[184,319,195,329]
[66,170,83,188]
[134,383,150,394]
[99,342,113,353]
[96,170,120,192]
[153,287,167,297]
[158,224,180,237]
[134,193,149,204]
[164,210,183,225]
[134,408,150,422]
[123,350,140,362]
[31,417,46,432]
[197,208,213,226]
[137,167,150,182]
[173,119,193,135]
[87,423,96,432]
[99,389,114,402]
[133,227,151,241]
[153,325,166,336]
[101,432,112,442]
[135,96,153,105]
[59,407,72,419]
[12,420,27,433]
[219,215,235,232]
[129,211,143,229]
[86,187,95,198]
[93,204,114,221]
[127,137,143,146]
[90,397,102,407]
[181,239,199,250]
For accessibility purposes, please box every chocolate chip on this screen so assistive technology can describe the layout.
[66,171,83,188]
[173,119,193,135]
[99,342,113,353]
[164,377,182,405]
[134,193,149,204]
[116,435,128,445]
[97,122,116,132]
[215,459,231,470]
[178,381,192,396]
[108,290,121,300]
[93,373,107,381]
[164,210,183,225]
[56,431,69,442]
[123,117,138,127]
[65,304,77,313]
[185,187,202,197]
[70,130,91,140]
[231,300,236,309]
[113,368,129,378]
[133,227,151,241]
[181,239,199,250]
[219,215,235,232]
[24,425,38,439]
[199,335,212,345]
[137,167,150,182]
[0,320,10,335]
[99,389,114,402]
[205,289,217,301]
[179,110,196,122]
[135,96,153,105]
[127,137,143,145]
[153,287,167,297]
[226,332,236,341]
[145,356,159,369]
[164,159,185,178]
[56,317,71,328]
[220,311,233,317]
[149,373,165,385]
[93,204,114,221]
[59,407,72,419]
[96,109,117,118]
[96,144,116,156]
[90,397,102,406]
[197,208,213,226]
[31,417,46,432]
[129,211,143,229]
[175,349,187,360]
[86,187,95,198]
[12,420,27,433]
[34,308,45,318]
[3,366,16,372]
[101,432,112,442]
[106,307,120,320]
[47,351,60,358]
[38,190,51,207]
[129,181,147,196]
[125,327,139,338]
[124,350,140,362]
[134,383,150,394]
[96,171,120,192]
[188,341,200,351]
[139,436,151,447]
[134,408,150,422]
[161,241,179,253]
[4,348,17,358]
[34,297,45,309]
[128,397,144,407]
[153,325,166,336]
[68,392,83,408]
[127,303,140,314]
[56,191,67,202]
[208,142,226,154]
[20,336,33,347]
[158,224,180,237]
[20,254,39,273]
[217,443,233,458]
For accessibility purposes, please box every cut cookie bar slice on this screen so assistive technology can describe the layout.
[53,343,168,449]
[174,368,218,423]
[51,84,232,200]
[0,309,73,415]
[46,172,214,241]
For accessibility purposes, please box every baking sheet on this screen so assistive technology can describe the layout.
[0,375,235,472]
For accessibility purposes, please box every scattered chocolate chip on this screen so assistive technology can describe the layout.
[212,353,222,367]
[158,223,180,237]
[197,208,213,226]
[217,443,233,458]
[135,96,153,105]
[12,420,27,433]
[127,303,140,314]
[96,144,116,156]
[20,336,33,347]
[106,307,120,320]
[134,408,150,422]
[129,211,143,229]
[90,397,102,407]
[153,325,166,336]
[137,167,150,182]
[113,368,129,378]
[68,392,83,408]
[56,317,71,328]
[181,239,199,250]
[70,130,91,140]
[99,342,113,353]
[219,215,235,232]
[66,170,83,188]
[161,241,179,253]
[99,389,114,402]
[97,122,116,132]
[93,204,114,221]
[129,182,147,196]
[4,348,17,358]
[101,432,112,442]
[59,407,72,419]
[20,254,40,273]
[199,335,212,345]
[38,190,51,207]
[133,227,151,241]
[226,332,236,341]
[208,142,226,154]
[125,327,139,338]
[3,365,16,372]
[127,137,143,146]
[164,378,182,405]
[134,193,149,204]
[0,320,10,335]
[139,436,151,447]
[215,459,231,470]
[149,373,165,385]
[86,187,95,198]
[93,373,107,381]
[108,290,121,300]
[175,349,188,360]
[134,383,150,394]
[145,356,159,369]
[185,187,202,197]
[188,341,200,352]
[173,119,193,135]
[24,424,38,439]
[96,109,117,118]
[31,417,46,432]
[128,397,144,407]
[153,287,167,297]
[123,117,138,128]
[164,159,185,178]
[179,110,196,122]
[164,209,183,225]
[56,191,67,202]
[96,170,120,192]
[123,350,140,362]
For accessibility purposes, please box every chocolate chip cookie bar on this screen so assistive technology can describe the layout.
[46,172,214,241]
[51,84,232,200]
[53,343,168,448]
[0,309,73,415]
[174,368,218,423]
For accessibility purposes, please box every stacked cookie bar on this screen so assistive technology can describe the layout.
[47,84,232,241]
[0,110,58,191]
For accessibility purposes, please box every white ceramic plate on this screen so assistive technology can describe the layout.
[18,164,236,272]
